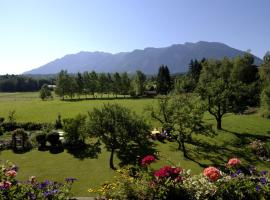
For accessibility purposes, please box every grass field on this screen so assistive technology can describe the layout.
[1,92,270,196]
[0,92,154,123]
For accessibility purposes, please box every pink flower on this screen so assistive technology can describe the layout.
[227,158,241,167]
[0,181,12,189]
[5,170,17,177]
[203,167,221,181]
[141,155,156,166]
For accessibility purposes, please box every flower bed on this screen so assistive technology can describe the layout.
[0,161,75,200]
[92,156,270,200]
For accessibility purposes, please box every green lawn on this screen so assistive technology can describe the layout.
[0,92,270,196]
[0,92,155,123]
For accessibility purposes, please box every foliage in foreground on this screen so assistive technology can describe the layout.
[0,161,75,200]
[92,156,270,200]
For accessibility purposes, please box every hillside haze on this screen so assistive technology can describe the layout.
[24,41,262,74]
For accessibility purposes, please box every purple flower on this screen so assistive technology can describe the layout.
[65,177,77,183]
[260,177,267,185]
[260,171,268,176]
[236,169,242,174]
[256,185,261,192]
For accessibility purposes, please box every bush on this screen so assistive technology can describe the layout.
[36,133,47,150]
[2,122,52,132]
[47,131,61,147]
[250,139,270,160]
[0,161,75,200]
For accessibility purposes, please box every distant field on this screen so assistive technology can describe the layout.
[0,92,155,123]
[1,92,270,196]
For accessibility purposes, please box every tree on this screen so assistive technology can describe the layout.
[260,51,270,114]
[132,70,146,96]
[148,94,211,158]
[188,59,204,83]
[156,65,171,94]
[112,72,122,98]
[87,104,150,170]
[121,72,131,98]
[55,70,70,99]
[197,57,254,130]
[63,114,87,147]
[75,72,84,99]
[39,84,52,100]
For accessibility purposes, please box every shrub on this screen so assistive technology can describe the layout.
[47,131,61,148]
[11,129,32,151]
[36,133,47,150]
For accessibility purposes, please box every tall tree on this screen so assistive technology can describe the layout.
[112,72,122,98]
[87,104,150,169]
[55,70,70,99]
[133,70,146,96]
[121,72,131,98]
[260,51,270,113]
[197,58,253,130]
[197,58,242,130]
[156,65,171,94]
[75,72,84,99]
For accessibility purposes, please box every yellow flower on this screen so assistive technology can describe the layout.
[88,188,95,193]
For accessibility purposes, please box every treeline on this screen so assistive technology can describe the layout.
[0,75,53,92]
[55,70,154,99]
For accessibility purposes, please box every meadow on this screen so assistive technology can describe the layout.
[0,92,270,196]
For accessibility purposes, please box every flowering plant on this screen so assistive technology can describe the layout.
[227,158,241,167]
[203,166,221,181]
[141,155,156,166]
[0,161,75,200]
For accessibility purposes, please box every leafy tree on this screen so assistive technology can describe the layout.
[188,59,204,83]
[197,57,255,130]
[148,94,211,158]
[132,70,146,96]
[260,51,270,114]
[156,65,171,94]
[98,73,108,98]
[112,72,122,98]
[39,84,52,100]
[63,114,87,147]
[121,72,131,97]
[55,70,70,99]
[87,104,150,170]
[75,72,84,99]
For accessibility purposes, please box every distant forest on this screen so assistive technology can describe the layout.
[0,75,54,92]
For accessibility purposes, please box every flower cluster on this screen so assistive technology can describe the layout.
[227,158,241,167]
[203,166,221,181]
[154,165,182,181]
[141,155,156,166]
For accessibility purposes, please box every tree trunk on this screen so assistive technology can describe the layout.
[181,140,188,158]
[216,117,222,130]
[109,148,116,170]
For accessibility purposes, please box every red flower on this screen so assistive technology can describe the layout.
[203,167,221,181]
[227,158,241,167]
[141,155,156,166]
[154,165,182,180]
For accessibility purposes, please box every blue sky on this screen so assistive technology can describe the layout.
[0,0,269,74]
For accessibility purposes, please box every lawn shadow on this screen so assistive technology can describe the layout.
[184,128,270,169]
[66,141,101,160]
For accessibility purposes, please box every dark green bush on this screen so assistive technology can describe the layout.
[47,132,61,147]
[36,133,47,149]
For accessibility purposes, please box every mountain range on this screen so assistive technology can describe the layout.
[24,41,262,75]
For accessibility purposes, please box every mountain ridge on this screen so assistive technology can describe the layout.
[24,41,262,74]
